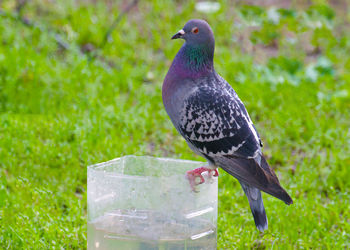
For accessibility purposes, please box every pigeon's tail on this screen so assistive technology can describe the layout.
[240,181,268,232]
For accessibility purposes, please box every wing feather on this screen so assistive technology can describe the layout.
[217,155,293,204]
[176,75,292,204]
[179,82,260,159]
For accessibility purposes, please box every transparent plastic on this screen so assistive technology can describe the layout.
[87,156,218,250]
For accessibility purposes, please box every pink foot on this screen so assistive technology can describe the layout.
[186,167,219,192]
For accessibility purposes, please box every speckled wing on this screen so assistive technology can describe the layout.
[177,80,293,204]
[178,83,261,160]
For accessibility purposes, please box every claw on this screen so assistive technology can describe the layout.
[186,166,218,192]
[212,168,219,177]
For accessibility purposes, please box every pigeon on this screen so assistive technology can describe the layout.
[162,19,293,232]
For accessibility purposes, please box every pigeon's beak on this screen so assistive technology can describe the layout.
[171,29,185,39]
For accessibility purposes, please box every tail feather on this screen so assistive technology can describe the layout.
[216,155,293,205]
[240,181,268,232]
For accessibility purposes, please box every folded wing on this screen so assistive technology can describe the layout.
[178,80,292,204]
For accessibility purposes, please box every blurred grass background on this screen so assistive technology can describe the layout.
[0,0,349,248]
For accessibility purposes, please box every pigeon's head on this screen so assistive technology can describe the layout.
[172,19,214,47]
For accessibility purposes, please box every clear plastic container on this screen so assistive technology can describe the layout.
[87,156,218,250]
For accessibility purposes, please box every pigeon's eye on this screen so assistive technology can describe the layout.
[192,27,199,34]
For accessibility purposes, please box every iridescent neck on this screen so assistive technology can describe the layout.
[172,43,214,78]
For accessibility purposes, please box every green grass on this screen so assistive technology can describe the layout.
[0,0,350,248]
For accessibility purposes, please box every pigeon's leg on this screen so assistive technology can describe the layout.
[186,166,219,192]
[186,167,206,192]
